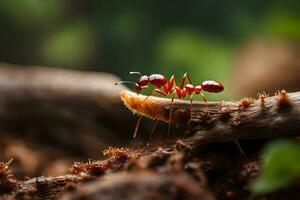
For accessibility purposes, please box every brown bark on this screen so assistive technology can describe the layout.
[120,90,300,147]
[0,148,215,200]
[2,145,299,200]
[0,63,135,158]
[60,172,213,200]
[1,63,300,199]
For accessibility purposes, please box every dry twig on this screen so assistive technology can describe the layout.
[120,90,300,147]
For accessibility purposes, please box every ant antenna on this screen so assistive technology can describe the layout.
[115,81,136,85]
[130,71,142,75]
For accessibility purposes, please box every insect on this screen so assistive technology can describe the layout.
[115,72,175,97]
[116,72,224,139]
[116,72,224,105]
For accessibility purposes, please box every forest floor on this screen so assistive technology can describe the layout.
[0,63,299,200]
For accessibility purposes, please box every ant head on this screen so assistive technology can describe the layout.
[130,71,149,87]
[115,72,149,94]
[135,83,142,94]
[134,83,149,94]
[138,75,149,86]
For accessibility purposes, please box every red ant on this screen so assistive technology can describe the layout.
[116,72,224,138]
[116,74,246,156]
[116,72,224,105]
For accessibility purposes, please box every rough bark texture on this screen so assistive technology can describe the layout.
[1,145,300,200]
[0,148,216,200]
[0,63,300,200]
[0,63,136,160]
[120,90,300,147]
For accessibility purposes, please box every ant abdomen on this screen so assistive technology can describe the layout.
[201,80,224,93]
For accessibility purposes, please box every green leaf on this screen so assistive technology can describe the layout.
[251,140,300,195]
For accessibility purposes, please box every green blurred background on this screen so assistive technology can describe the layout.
[0,0,299,100]
[0,1,300,190]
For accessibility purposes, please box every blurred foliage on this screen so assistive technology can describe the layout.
[262,13,300,40]
[155,29,233,99]
[0,0,62,27]
[42,21,95,68]
[0,0,299,98]
[251,140,300,195]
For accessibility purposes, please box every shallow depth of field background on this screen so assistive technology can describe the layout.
[0,1,300,195]
[0,0,299,100]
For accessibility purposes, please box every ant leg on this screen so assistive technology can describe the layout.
[180,72,193,89]
[167,93,176,137]
[133,115,143,138]
[183,72,193,84]
[147,120,159,145]
[234,140,246,157]
[153,89,168,96]
[152,88,175,138]
[144,89,167,143]
[142,89,154,103]
[200,92,208,113]
[143,87,169,103]
[175,86,182,99]
[171,92,176,102]
[166,75,179,93]
[188,94,194,122]
[190,94,194,105]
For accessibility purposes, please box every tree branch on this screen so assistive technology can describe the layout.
[120,90,300,147]
[1,148,215,200]
[0,63,135,155]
